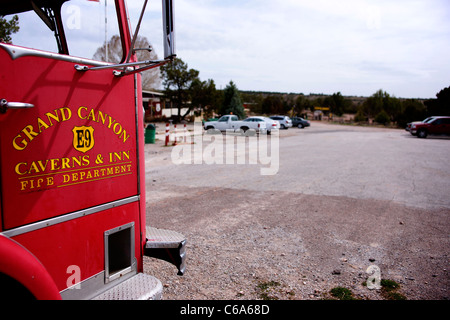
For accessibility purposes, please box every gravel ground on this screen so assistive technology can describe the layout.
[142,123,449,300]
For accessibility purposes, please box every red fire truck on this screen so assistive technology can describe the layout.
[0,0,185,300]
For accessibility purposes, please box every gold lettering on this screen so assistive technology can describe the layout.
[87,109,96,121]
[37,160,49,172]
[12,107,73,151]
[22,125,39,141]
[37,118,49,133]
[15,162,28,175]
[28,162,39,174]
[107,116,116,129]
[13,134,27,151]
[61,158,70,169]
[78,106,88,119]
[82,155,90,166]
[72,156,82,167]
[50,158,60,171]
[36,178,44,188]
[20,180,28,190]
[113,122,122,135]
[119,130,130,143]
[60,107,72,121]
[98,111,107,125]
[109,151,131,163]
[46,110,60,126]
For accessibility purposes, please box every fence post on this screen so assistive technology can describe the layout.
[165,123,170,146]
[173,124,177,146]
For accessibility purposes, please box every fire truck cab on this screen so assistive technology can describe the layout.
[0,0,185,300]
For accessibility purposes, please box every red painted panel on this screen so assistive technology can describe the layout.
[0,45,139,229]
[0,235,61,299]
[12,202,142,292]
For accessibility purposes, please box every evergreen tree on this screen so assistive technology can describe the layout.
[221,81,245,119]
[0,15,20,43]
[160,58,200,120]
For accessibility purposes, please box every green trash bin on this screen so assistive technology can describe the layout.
[145,124,156,144]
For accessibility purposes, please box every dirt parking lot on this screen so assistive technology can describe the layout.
[143,121,449,300]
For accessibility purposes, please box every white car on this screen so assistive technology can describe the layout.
[269,115,292,129]
[203,115,266,134]
[246,116,279,134]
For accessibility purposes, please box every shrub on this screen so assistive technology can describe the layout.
[330,287,355,300]
[375,110,390,125]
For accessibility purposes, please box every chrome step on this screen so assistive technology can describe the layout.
[91,273,162,300]
[145,227,186,275]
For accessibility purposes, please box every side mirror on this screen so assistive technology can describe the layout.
[162,0,176,59]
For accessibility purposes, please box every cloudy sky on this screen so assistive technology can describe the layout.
[170,0,450,99]
[8,0,450,99]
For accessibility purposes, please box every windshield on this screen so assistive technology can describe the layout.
[3,0,122,62]
[61,0,122,62]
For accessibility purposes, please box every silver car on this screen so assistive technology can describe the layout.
[246,116,279,134]
[269,115,292,129]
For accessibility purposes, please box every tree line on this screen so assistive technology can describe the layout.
[161,57,449,127]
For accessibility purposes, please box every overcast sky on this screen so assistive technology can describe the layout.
[168,0,450,99]
[8,0,450,99]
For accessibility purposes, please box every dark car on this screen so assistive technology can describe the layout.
[291,117,310,128]
[410,116,450,138]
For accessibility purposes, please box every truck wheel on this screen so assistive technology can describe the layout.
[417,129,428,138]
[240,127,249,135]
[0,273,36,300]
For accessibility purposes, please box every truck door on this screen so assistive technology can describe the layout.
[1,0,184,299]
[216,116,230,131]
[0,1,138,231]
[230,115,239,130]
[431,118,450,135]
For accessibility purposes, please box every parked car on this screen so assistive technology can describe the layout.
[269,115,292,129]
[203,115,266,134]
[239,117,268,134]
[406,117,435,133]
[291,117,310,128]
[247,116,279,134]
[410,116,450,138]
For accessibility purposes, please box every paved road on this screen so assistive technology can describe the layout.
[147,121,450,210]
[144,121,450,300]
